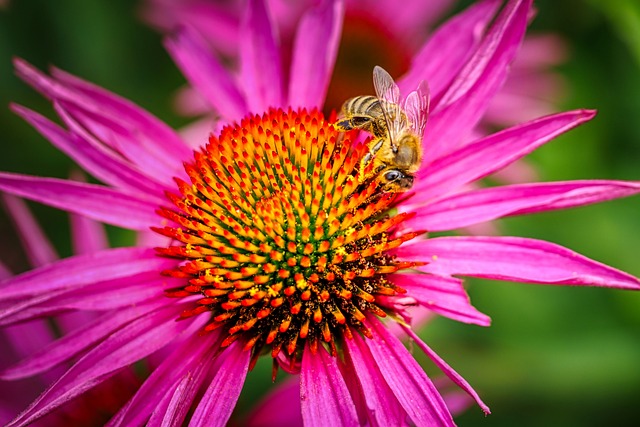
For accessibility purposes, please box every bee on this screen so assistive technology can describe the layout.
[335,66,429,193]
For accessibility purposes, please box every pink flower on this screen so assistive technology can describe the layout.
[1,0,639,426]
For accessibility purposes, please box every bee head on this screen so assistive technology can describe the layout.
[379,169,414,192]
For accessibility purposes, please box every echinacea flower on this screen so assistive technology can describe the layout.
[1,0,639,426]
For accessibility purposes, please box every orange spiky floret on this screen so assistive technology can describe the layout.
[157,108,421,366]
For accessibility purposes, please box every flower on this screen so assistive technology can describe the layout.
[1,0,639,426]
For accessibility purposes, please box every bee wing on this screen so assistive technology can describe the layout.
[403,80,430,139]
[373,66,403,146]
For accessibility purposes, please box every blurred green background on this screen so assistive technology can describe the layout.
[0,0,639,426]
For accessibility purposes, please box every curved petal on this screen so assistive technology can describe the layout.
[68,172,109,255]
[288,0,344,108]
[395,236,640,289]
[0,247,171,301]
[240,0,284,112]
[364,316,454,426]
[107,324,215,427]
[6,303,190,427]
[402,326,490,415]
[0,173,162,231]
[164,27,248,122]
[189,340,251,427]
[411,109,596,202]
[1,298,168,380]
[343,333,407,426]
[392,273,491,326]
[408,180,640,232]
[300,343,359,427]
[425,0,532,159]
[14,59,190,177]
[398,0,501,96]
[11,104,169,197]
[2,194,57,267]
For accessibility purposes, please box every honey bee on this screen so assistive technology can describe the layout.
[335,66,429,192]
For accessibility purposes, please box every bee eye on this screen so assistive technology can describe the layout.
[352,117,369,126]
[384,170,401,181]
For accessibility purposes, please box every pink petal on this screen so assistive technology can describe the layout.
[189,340,251,427]
[15,59,190,177]
[288,0,344,108]
[398,0,501,96]
[392,273,491,326]
[1,298,168,380]
[0,247,172,301]
[425,0,531,160]
[143,0,241,57]
[0,173,162,231]
[396,236,640,289]
[68,172,109,255]
[409,180,640,232]
[343,333,407,426]
[300,343,359,427]
[147,343,215,427]
[240,0,284,112]
[11,104,169,197]
[402,326,491,415]
[1,274,174,326]
[107,326,216,427]
[245,378,303,427]
[411,109,596,202]
[164,27,248,122]
[55,100,185,180]
[2,194,58,267]
[6,303,190,427]
[364,316,454,426]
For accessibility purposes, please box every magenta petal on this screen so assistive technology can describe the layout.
[240,0,284,112]
[6,303,189,427]
[288,0,344,108]
[364,316,454,426]
[1,299,168,380]
[189,340,251,427]
[1,275,173,326]
[2,194,57,267]
[49,66,191,161]
[343,333,407,426]
[245,378,303,427]
[68,173,109,255]
[425,0,532,160]
[409,180,640,232]
[15,59,190,176]
[392,273,491,326]
[11,104,168,197]
[399,0,501,96]
[107,326,215,427]
[411,110,596,201]
[396,236,640,289]
[0,173,162,230]
[164,27,248,122]
[300,343,359,427]
[147,342,216,427]
[403,326,491,415]
[0,247,172,301]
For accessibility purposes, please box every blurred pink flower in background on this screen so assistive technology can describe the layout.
[0,0,638,425]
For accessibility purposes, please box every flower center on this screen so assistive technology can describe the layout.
[157,108,421,366]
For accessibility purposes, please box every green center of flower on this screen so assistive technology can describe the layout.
[156,108,421,365]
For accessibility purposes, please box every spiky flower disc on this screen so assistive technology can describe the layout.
[156,108,421,365]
